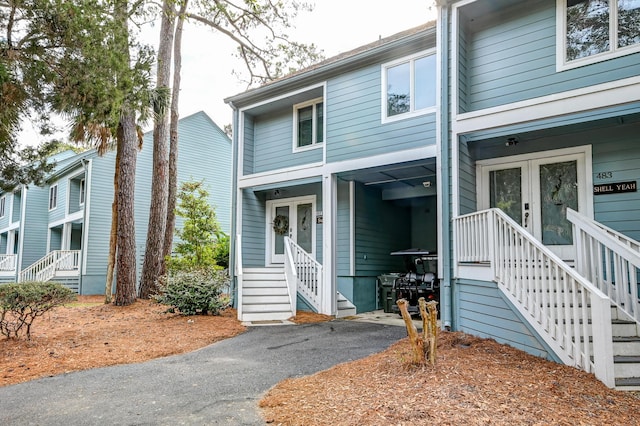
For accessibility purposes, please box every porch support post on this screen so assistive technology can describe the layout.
[321,173,337,316]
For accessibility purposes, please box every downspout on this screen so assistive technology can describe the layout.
[227,100,240,308]
[437,1,453,330]
[79,158,90,294]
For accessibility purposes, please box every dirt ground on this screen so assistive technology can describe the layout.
[2,297,640,425]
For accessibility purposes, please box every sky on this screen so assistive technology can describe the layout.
[179,0,436,128]
[19,0,436,145]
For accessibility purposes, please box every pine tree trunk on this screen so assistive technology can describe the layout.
[104,140,121,303]
[161,0,188,276]
[114,110,138,306]
[139,0,175,298]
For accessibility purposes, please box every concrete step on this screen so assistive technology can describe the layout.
[612,319,640,337]
[613,336,640,356]
[242,303,292,313]
[242,311,292,322]
[242,287,288,296]
[242,295,290,305]
[614,355,640,379]
[615,376,640,391]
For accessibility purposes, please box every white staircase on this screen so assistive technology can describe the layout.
[337,293,356,318]
[241,267,293,322]
[454,208,640,390]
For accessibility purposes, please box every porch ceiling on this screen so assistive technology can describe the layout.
[338,158,437,196]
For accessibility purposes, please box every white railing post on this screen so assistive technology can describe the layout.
[591,293,615,388]
[283,237,297,317]
[284,237,322,313]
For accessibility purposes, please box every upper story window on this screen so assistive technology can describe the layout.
[79,178,86,205]
[382,50,437,122]
[0,196,5,218]
[293,98,324,151]
[559,0,640,69]
[49,185,58,210]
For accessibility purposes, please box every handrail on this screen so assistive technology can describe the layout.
[454,208,614,388]
[283,237,298,317]
[568,208,640,323]
[0,254,17,271]
[235,234,243,320]
[284,237,322,312]
[19,250,80,282]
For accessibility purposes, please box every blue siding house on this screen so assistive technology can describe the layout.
[228,0,640,390]
[0,111,232,294]
[444,0,640,390]
[226,24,442,322]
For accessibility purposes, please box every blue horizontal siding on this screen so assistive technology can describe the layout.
[463,0,640,111]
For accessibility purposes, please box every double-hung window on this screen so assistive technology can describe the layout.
[382,50,436,122]
[79,179,86,205]
[0,196,5,218]
[49,185,58,210]
[559,0,640,69]
[293,98,324,151]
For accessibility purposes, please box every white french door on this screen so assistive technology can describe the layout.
[478,147,592,261]
[266,196,315,264]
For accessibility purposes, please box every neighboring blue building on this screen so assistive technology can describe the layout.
[226,23,440,322]
[228,1,640,389]
[0,111,232,294]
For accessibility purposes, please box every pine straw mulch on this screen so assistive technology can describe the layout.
[260,331,640,426]
[0,296,246,386]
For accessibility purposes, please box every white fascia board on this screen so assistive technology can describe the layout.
[238,82,326,116]
[324,145,437,175]
[453,76,640,135]
[49,210,83,228]
[238,162,325,189]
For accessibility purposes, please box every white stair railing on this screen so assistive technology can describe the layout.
[0,254,17,272]
[454,208,615,388]
[20,250,80,282]
[283,237,298,316]
[568,208,640,323]
[284,237,322,312]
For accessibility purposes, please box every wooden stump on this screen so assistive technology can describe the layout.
[398,298,439,365]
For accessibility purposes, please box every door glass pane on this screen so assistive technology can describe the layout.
[274,206,289,255]
[540,161,578,245]
[296,203,313,253]
[489,168,522,224]
[566,0,610,61]
[618,0,640,48]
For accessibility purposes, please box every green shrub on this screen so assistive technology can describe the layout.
[0,281,76,340]
[212,233,230,269]
[153,269,229,316]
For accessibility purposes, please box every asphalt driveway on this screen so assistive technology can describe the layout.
[0,320,406,425]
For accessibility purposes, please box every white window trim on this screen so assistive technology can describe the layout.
[292,97,324,153]
[79,178,86,206]
[556,0,640,71]
[0,196,5,218]
[381,48,437,124]
[49,184,58,211]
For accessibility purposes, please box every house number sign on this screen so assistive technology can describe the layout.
[593,180,637,195]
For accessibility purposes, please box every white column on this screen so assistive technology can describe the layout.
[321,173,337,316]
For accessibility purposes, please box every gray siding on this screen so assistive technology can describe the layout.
[0,193,9,229]
[456,278,558,361]
[458,139,476,215]
[241,190,266,267]
[251,108,323,174]
[47,179,66,223]
[243,116,255,176]
[336,180,351,276]
[461,0,640,112]
[20,187,49,270]
[326,64,437,163]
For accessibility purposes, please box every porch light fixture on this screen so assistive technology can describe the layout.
[422,181,431,188]
[505,137,519,147]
